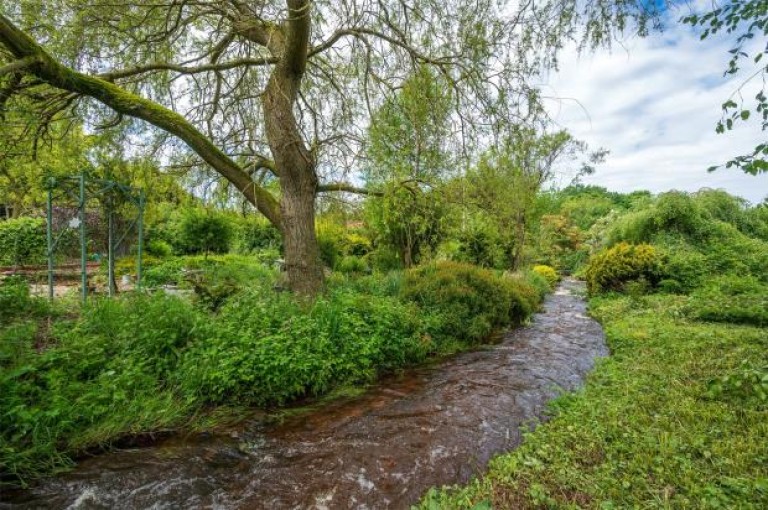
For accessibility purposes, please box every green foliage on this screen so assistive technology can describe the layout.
[402,262,543,346]
[315,221,373,271]
[605,191,708,245]
[336,256,369,274]
[145,239,173,257]
[417,293,768,509]
[450,219,507,268]
[686,276,768,327]
[0,217,47,266]
[0,277,50,324]
[368,246,404,272]
[585,242,665,295]
[316,221,344,269]
[179,287,430,406]
[233,216,282,254]
[532,264,559,288]
[175,210,233,255]
[683,0,768,174]
[1,293,199,483]
[1,258,546,485]
[365,183,446,268]
[706,360,768,406]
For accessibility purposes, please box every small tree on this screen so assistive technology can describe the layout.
[465,129,593,269]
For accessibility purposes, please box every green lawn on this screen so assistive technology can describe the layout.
[418,294,768,509]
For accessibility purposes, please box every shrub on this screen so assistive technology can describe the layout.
[178,287,429,405]
[454,223,505,268]
[368,246,403,272]
[585,242,665,295]
[605,192,708,246]
[234,216,282,254]
[0,217,47,266]
[317,225,343,269]
[0,293,201,482]
[145,239,173,257]
[402,262,541,346]
[336,255,369,274]
[502,272,546,320]
[342,232,373,256]
[532,265,559,288]
[176,210,233,255]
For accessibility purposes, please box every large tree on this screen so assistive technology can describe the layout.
[0,1,659,295]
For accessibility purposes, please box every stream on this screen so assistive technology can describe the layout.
[1,279,607,510]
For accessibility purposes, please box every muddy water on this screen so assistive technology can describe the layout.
[2,279,607,510]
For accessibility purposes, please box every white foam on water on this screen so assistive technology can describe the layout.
[65,487,102,509]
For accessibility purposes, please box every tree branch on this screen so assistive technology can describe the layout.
[0,55,36,77]
[317,182,382,196]
[99,56,278,81]
[0,12,281,226]
[281,0,311,76]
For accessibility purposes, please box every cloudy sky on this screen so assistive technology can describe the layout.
[541,6,768,203]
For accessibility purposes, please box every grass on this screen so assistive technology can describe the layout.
[416,293,768,509]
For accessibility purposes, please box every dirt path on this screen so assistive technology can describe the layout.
[2,279,606,509]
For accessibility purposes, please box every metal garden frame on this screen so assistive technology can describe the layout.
[45,173,145,303]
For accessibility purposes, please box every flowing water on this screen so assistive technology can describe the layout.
[1,279,607,510]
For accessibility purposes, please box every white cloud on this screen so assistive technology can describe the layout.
[542,12,768,203]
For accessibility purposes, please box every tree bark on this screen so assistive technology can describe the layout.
[261,0,323,296]
[280,175,323,296]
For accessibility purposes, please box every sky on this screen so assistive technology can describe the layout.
[541,7,768,204]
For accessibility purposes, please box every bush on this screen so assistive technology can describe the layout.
[0,217,47,266]
[402,262,542,346]
[176,210,233,255]
[145,239,173,257]
[605,192,708,246]
[532,265,559,288]
[585,242,665,295]
[336,255,369,274]
[317,225,343,269]
[177,286,430,405]
[502,271,547,320]
[234,216,282,254]
[0,293,201,482]
[368,246,403,272]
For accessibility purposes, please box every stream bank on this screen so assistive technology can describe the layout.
[1,279,606,509]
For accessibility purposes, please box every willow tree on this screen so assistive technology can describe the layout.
[0,1,661,295]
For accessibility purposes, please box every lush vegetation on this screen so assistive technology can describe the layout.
[0,257,549,485]
[418,188,768,509]
[1,0,766,503]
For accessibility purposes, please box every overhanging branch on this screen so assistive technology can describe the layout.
[0,12,281,226]
[317,182,382,196]
[0,55,36,77]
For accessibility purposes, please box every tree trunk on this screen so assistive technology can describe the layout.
[263,47,323,296]
[512,213,527,270]
[280,174,324,296]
